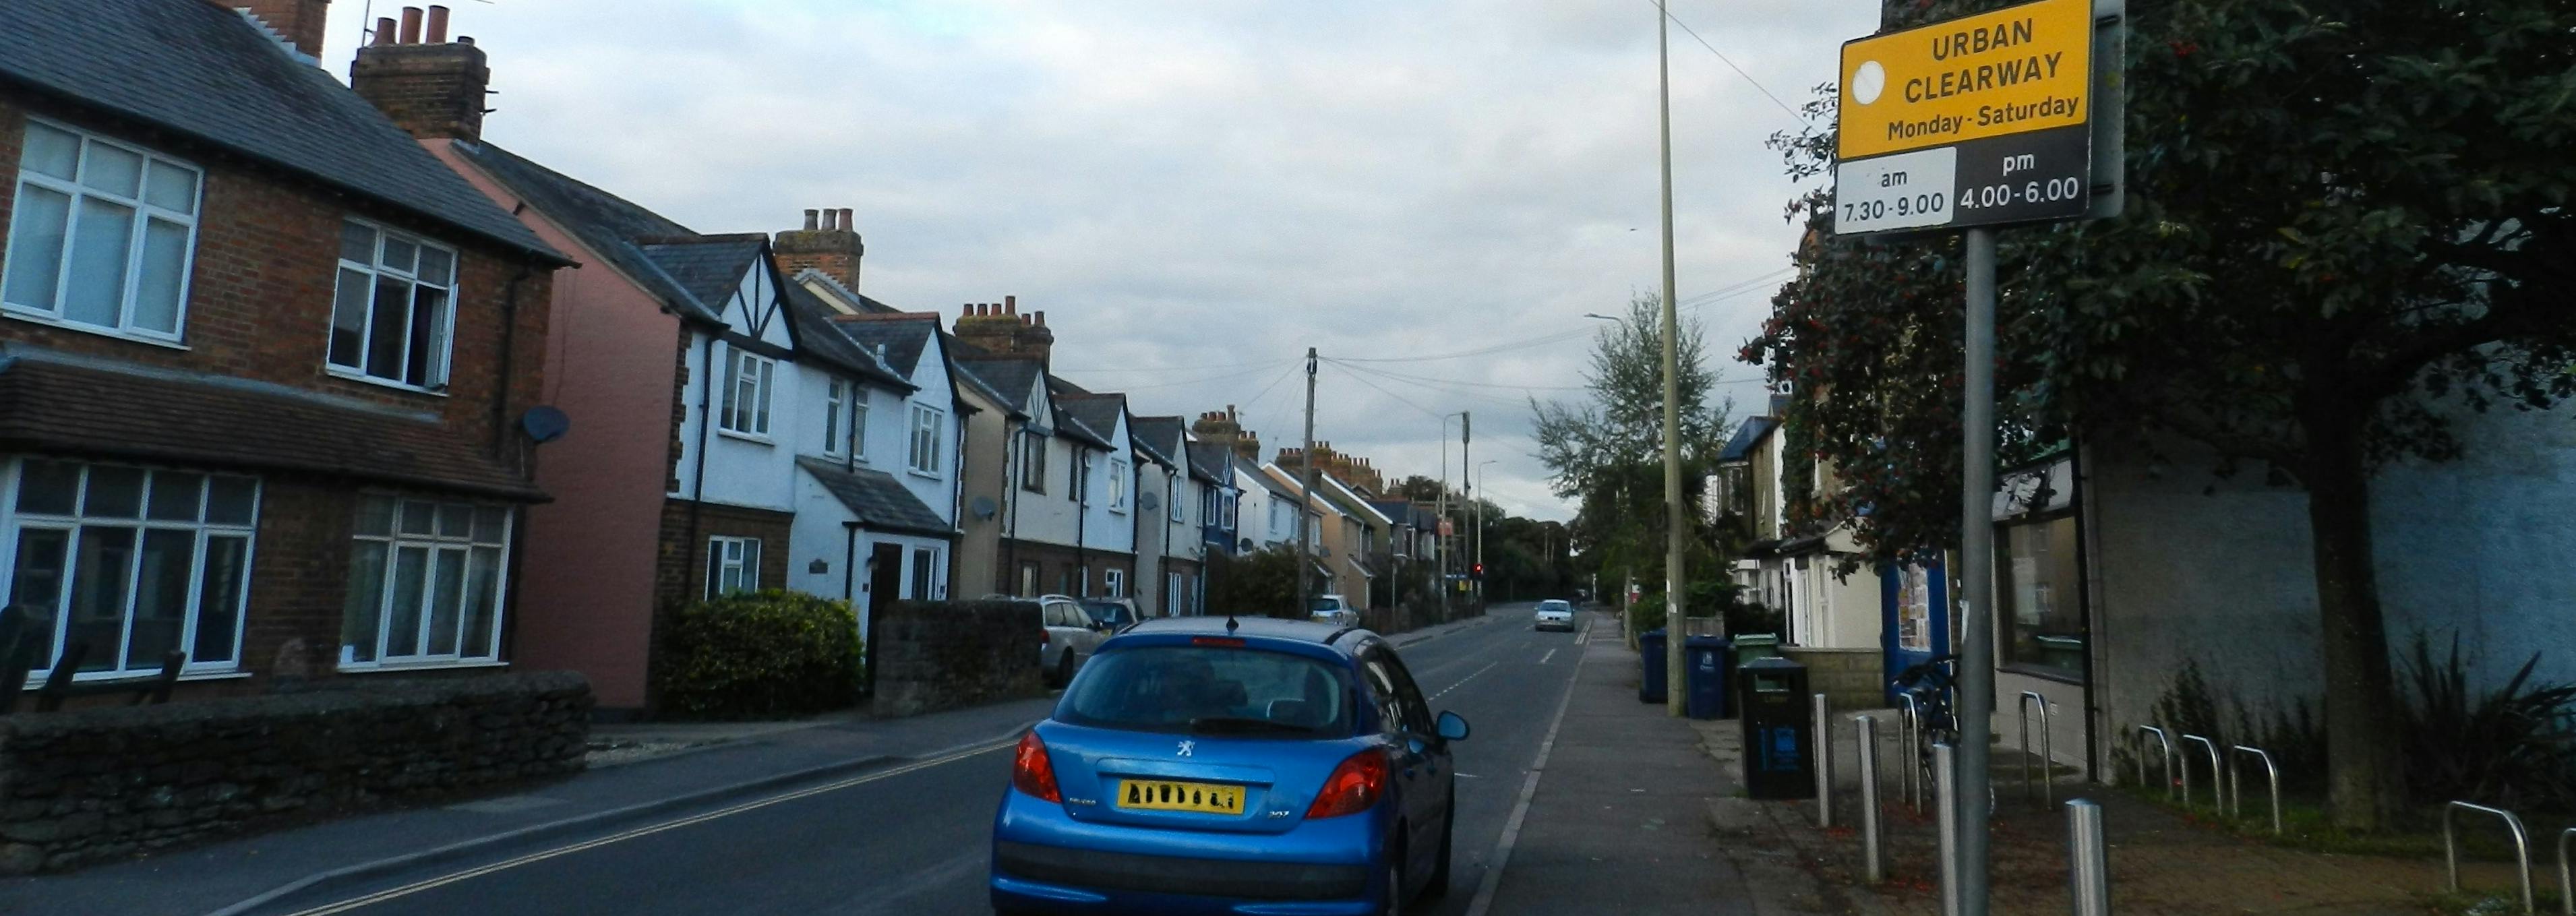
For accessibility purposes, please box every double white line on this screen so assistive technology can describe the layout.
[276,737,1020,915]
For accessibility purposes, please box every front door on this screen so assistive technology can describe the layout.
[867,544,903,617]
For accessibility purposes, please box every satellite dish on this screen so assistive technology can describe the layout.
[970,496,999,520]
[1238,538,1255,552]
[1139,492,1160,512]
[521,406,570,444]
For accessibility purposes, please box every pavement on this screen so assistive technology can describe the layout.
[0,606,1561,916]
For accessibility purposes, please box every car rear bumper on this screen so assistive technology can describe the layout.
[992,842,1381,914]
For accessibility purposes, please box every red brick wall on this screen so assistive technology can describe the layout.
[0,99,555,458]
[653,498,797,613]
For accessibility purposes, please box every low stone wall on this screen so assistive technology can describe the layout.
[870,600,1046,718]
[1783,646,1886,711]
[0,671,591,874]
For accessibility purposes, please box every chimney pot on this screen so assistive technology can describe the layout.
[804,209,820,231]
[1005,295,1017,313]
[457,35,475,45]
[838,208,855,231]
[1035,311,1046,327]
[372,16,398,45]
[426,5,451,43]
[398,7,424,44]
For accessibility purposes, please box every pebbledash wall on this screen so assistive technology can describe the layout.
[0,672,591,874]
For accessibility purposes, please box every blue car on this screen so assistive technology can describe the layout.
[990,615,1470,915]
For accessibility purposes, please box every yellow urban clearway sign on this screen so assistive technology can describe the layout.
[1837,0,2093,161]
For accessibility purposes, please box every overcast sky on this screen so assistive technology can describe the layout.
[323,1,1876,522]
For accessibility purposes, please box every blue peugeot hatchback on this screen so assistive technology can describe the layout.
[990,616,1469,915]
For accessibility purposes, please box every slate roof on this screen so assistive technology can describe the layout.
[635,235,767,317]
[0,346,542,500]
[1184,442,1234,486]
[1238,457,1305,501]
[1056,396,1125,451]
[1130,416,1185,467]
[1367,499,1414,525]
[796,458,953,539]
[452,142,725,324]
[947,353,1020,417]
[0,0,561,264]
[783,287,912,391]
[958,359,1046,417]
[1717,416,1780,463]
[831,315,938,379]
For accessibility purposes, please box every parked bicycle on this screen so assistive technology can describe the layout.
[1891,653,1960,796]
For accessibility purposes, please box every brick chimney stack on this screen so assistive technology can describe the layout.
[951,296,1056,367]
[233,0,332,59]
[1191,406,1261,461]
[349,5,491,141]
[776,206,864,294]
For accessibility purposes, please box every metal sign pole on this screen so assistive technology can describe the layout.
[1955,226,1999,916]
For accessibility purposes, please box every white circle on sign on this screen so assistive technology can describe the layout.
[1851,61,1886,105]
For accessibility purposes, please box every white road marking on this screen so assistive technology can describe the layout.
[1463,619,1590,916]
[1429,661,1498,701]
[1538,648,1557,665]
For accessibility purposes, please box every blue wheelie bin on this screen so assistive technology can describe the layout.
[1684,635,1730,719]
[1638,629,1668,704]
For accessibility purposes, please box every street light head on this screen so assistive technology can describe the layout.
[1582,313,1619,322]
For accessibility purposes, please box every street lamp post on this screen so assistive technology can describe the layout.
[1476,460,1497,604]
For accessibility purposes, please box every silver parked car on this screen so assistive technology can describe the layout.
[1038,594,1108,687]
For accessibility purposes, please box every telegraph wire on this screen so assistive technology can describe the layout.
[1654,1,1809,127]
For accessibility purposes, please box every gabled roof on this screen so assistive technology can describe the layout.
[1318,475,1395,525]
[0,0,562,264]
[636,235,767,315]
[1056,395,1127,451]
[959,359,1046,415]
[452,142,721,324]
[1718,416,1781,463]
[1185,442,1234,487]
[796,458,952,539]
[1367,499,1414,524]
[782,286,912,391]
[1130,417,1185,467]
[831,314,939,378]
[1238,456,1305,501]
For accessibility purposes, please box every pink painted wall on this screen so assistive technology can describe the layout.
[429,141,678,712]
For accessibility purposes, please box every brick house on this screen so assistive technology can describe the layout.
[0,0,572,698]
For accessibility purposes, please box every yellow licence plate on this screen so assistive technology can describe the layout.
[1116,779,1244,814]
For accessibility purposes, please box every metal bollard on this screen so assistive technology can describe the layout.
[2180,734,2222,812]
[1813,693,1834,828]
[2067,799,2111,916]
[2135,726,2174,800]
[2229,745,2282,834]
[2018,690,2052,806]
[2556,827,2573,916]
[2443,801,2535,913]
[1936,742,1962,916]
[1899,694,1924,812]
[1856,714,1884,883]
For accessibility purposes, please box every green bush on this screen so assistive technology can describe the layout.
[658,590,864,719]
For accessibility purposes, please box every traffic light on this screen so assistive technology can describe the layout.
[1472,563,1485,578]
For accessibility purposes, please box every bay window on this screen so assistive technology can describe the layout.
[342,495,510,667]
[328,220,456,390]
[5,460,255,677]
[1,119,201,342]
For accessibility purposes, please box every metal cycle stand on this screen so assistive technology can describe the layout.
[1856,714,1884,883]
[1936,742,1961,916]
[2180,734,2222,813]
[2017,691,2051,806]
[2229,745,2281,834]
[2135,725,2174,801]
[2443,801,2534,914]
[2066,799,2111,916]
[1899,694,1925,812]
[2556,827,2574,916]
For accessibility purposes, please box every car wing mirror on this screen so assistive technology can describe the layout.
[1435,710,1470,742]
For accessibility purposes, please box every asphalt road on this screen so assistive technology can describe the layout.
[257,604,1587,916]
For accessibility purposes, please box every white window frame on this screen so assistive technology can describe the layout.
[1,118,203,344]
[1108,459,1129,513]
[1222,490,1239,528]
[327,218,460,392]
[850,398,870,461]
[1,459,258,681]
[906,404,943,477]
[1019,429,1047,493]
[706,535,760,599]
[822,379,847,456]
[1103,568,1125,598]
[341,495,512,669]
[718,346,776,439]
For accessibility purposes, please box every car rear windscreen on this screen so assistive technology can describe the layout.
[1059,646,1352,737]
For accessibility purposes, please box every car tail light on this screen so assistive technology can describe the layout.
[1012,731,1061,803]
[1305,748,1388,819]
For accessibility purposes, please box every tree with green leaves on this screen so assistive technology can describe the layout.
[1535,293,1738,599]
[1748,0,2575,828]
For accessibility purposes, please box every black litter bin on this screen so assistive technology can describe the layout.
[1684,635,1729,719]
[1737,656,1815,799]
[1637,629,1667,704]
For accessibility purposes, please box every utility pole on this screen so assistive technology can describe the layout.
[1461,411,1472,609]
[1654,0,1688,715]
[1437,415,1451,621]
[1299,346,1317,617]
